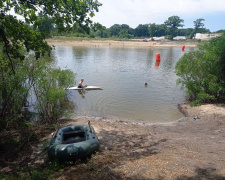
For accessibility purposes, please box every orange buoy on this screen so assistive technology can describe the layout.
[155,53,161,61]
[182,45,185,52]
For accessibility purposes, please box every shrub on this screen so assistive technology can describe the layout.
[175,33,225,105]
[30,57,75,122]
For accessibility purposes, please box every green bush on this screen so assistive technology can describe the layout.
[0,53,76,130]
[175,33,225,105]
[30,57,76,122]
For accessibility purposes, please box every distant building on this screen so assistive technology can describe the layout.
[173,36,186,40]
[152,36,165,41]
[194,33,220,40]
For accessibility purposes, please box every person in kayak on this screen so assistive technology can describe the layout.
[78,79,88,88]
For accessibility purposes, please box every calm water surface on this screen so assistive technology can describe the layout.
[52,46,195,123]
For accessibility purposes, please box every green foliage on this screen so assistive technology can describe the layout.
[135,24,150,37]
[0,14,51,65]
[0,0,100,129]
[29,57,75,123]
[49,16,212,39]
[33,14,55,37]
[175,33,225,105]
[194,18,205,30]
[91,23,106,38]
[189,18,205,39]
[215,29,225,33]
[164,15,184,39]
[108,24,121,37]
[0,53,75,129]
[108,24,135,38]
[0,0,101,72]
[149,23,166,37]
[0,50,31,130]
[0,0,99,172]
[119,29,134,39]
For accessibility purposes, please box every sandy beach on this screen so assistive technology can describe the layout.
[47,37,198,48]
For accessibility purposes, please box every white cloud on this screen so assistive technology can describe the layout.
[93,0,225,31]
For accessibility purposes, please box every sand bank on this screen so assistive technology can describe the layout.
[47,37,198,48]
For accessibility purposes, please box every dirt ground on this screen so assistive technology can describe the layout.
[41,103,225,180]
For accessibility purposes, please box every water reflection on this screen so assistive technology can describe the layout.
[52,46,195,123]
[78,89,85,99]
[155,61,160,68]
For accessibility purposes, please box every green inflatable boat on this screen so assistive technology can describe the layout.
[48,121,99,161]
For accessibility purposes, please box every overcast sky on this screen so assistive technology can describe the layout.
[92,0,225,32]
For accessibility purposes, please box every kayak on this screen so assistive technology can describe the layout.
[67,86,102,90]
[48,121,100,161]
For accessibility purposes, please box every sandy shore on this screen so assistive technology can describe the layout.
[27,103,225,180]
[47,37,198,48]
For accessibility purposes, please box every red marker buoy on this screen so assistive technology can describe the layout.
[182,45,185,52]
[155,53,161,61]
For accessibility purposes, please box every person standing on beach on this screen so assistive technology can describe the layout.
[78,79,88,88]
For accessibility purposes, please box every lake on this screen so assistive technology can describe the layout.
[52,46,195,123]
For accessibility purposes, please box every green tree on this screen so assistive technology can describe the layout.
[175,33,225,105]
[121,24,130,29]
[108,24,134,38]
[30,57,75,122]
[190,18,205,39]
[135,24,150,37]
[149,23,157,37]
[149,23,166,37]
[215,29,225,33]
[0,49,30,129]
[119,29,134,39]
[164,15,184,40]
[0,0,101,71]
[0,0,101,128]
[109,24,121,37]
[194,18,205,31]
[0,52,76,128]
[33,14,55,37]
[120,24,134,37]
[183,28,194,37]
[119,29,128,38]
[92,23,106,38]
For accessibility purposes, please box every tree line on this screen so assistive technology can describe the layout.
[36,15,215,40]
[93,16,210,40]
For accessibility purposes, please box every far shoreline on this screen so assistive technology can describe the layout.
[47,37,198,48]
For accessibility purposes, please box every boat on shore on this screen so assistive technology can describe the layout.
[48,121,99,161]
